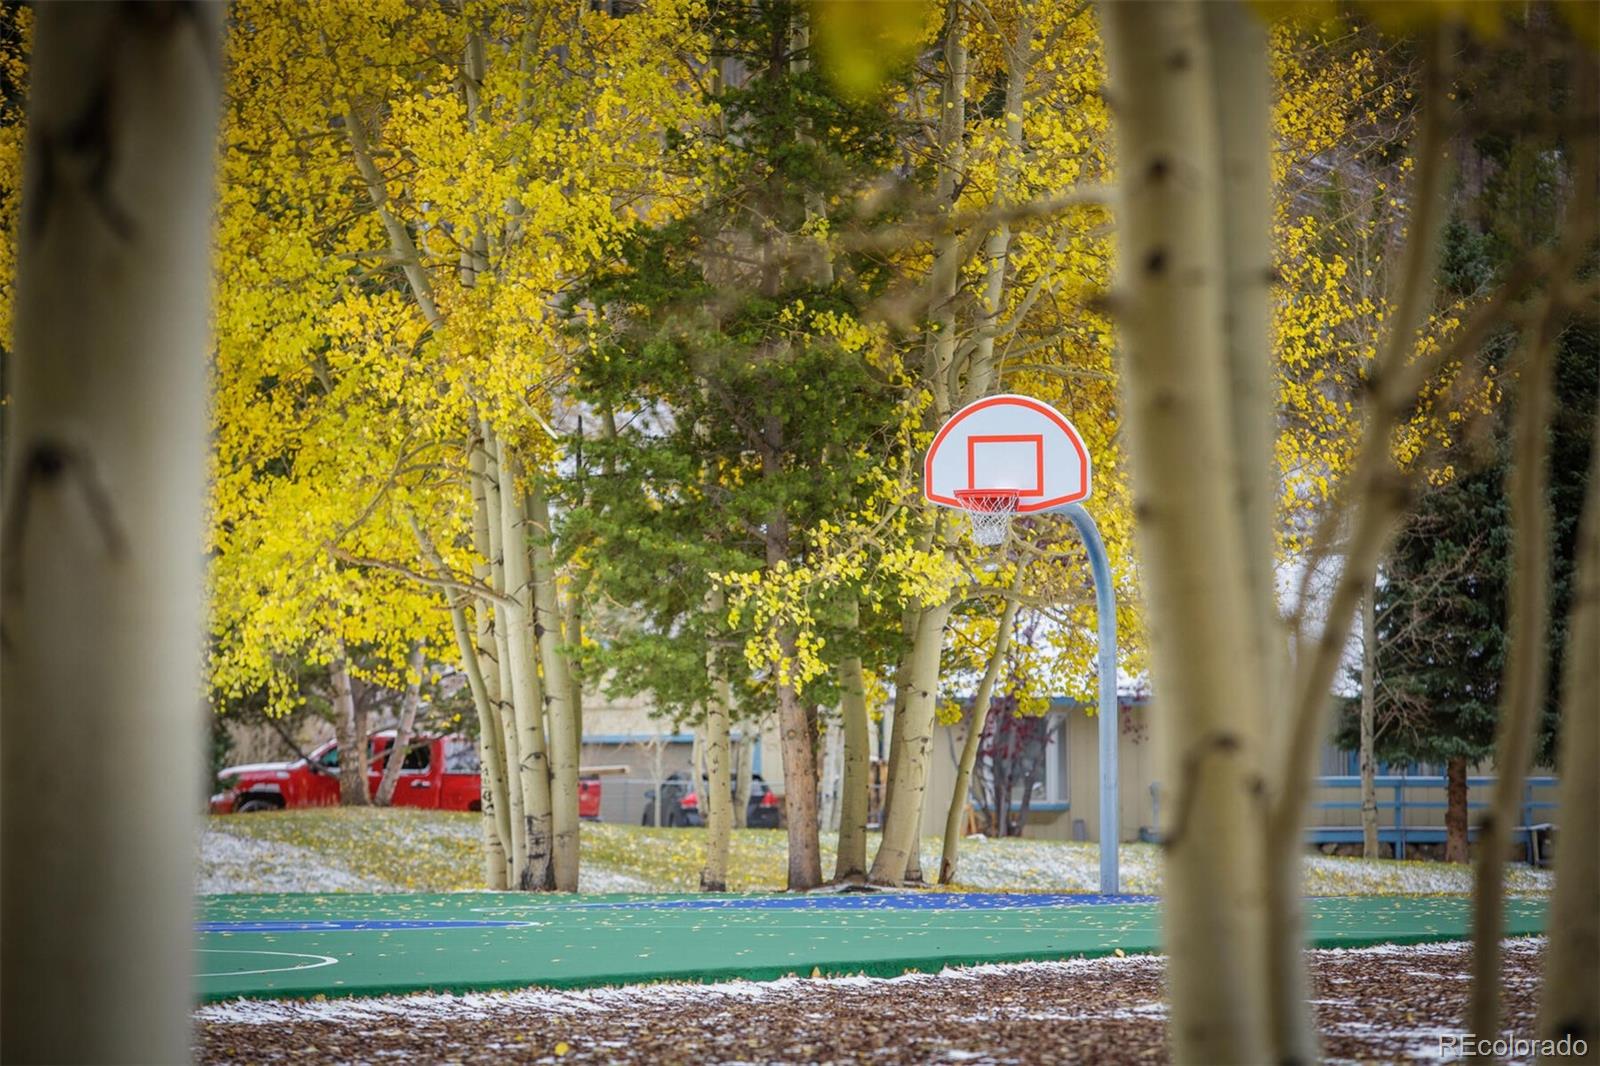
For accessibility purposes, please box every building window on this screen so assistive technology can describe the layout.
[1038,712,1069,804]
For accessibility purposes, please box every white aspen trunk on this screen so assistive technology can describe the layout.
[1537,409,1600,1054]
[702,588,735,890]
[699,709,734,884]
[834,599,872,881]
[454,38,509,884]
[495,438,554,890]
[344,100,441,328]
[831,724,848,831]
[473,435,518,883]
[331,652,370,805]
[877,614,915,850]
[1469,302,1560,1039]
[1262,36,1454,1066]
[0,6,221,1060]
[376,643,426,806]
[485,436,528,881]
[564,582,585,772]
[1098,4,1271,1061]
[941,588,1021,884]
[1201,6,1311,1059]
[923,1,967,416]
[495,627,527,873]
[869,600,954,884]
[479,817,507,890]
[964,11,1030,397]
[650,735,666,828]
[526,478,579,891]
[1360,583,1380,859]
[732,733,753,829]
[442,577,510,889]
[870,5,967,873]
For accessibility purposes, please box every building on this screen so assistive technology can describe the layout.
[921,696,1157,843]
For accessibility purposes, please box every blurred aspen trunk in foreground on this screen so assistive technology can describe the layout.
[0,4,222,1061]
[1097,3,1273,1059]
[1469,56,1597,1039]
[1537,410,1600,1057]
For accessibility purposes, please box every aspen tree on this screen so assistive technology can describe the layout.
[940,574,1022,884]
[330,650,371,805]
[869,0,969,886]
[416,510,512,887]
[1359,585,1380,859]
[495,438,555,890]
[702,588,736,891]
[375,643,426,806]
[1537,410,1600,1057]
[732,735,755,829]
[0,4,222,1060]
[1467,46,1600,1032]
[482,434,534,885]
[473,438,524,885]
[1201,4,1314,1058]
[1097,3,1272,1060]
[833,595,873,882]
[1467,300,1564,1038]
[528,478,580,891]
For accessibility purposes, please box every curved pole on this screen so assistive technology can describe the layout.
[1060,503,1119,894]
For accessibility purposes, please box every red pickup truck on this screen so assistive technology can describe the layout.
[209,731,602,818]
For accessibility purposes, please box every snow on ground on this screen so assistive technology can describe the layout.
[196,951,1170,1027]
[197,829,390,895]
[195,932,1550,1064]
[577,866,659,894]
[926,835,1553,897]
[199,809,1554,896]
[193,941,1529,1030]
[1301,852,1551,895]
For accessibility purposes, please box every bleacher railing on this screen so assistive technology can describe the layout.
[1308,774,1558,863]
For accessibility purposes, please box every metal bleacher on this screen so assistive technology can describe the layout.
[1307,774,1557,864]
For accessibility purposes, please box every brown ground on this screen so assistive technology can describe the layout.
[195,938,1544,1065]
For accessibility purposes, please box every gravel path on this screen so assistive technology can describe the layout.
[196,937,1544,1064]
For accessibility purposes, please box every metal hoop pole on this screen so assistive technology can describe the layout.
[1061,503,1119,894]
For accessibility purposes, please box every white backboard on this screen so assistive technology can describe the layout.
[924,393,1091,513]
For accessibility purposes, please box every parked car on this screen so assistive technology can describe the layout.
[640,771,694,827]
[209,731,602,818]
[642,772,781,829]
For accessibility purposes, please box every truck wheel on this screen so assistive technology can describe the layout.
[236,797,280,813]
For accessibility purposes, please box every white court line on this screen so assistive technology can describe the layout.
[196,948,340,978]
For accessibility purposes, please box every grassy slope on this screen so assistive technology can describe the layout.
[199,808,1553,896]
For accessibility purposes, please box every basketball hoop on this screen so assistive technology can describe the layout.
[953,489,1018,547]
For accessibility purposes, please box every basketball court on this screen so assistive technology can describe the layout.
[195,892,1545,1002]
[197,398,1544,1008]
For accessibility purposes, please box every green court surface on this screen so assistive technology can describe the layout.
[195,892,1544,1003]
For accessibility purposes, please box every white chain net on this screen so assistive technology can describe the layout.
[957,492,1018,547]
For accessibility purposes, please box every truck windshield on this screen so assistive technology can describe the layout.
[399,743,430,772]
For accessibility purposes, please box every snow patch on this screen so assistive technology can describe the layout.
[197,830,389,894]
[196,939,1545,1030]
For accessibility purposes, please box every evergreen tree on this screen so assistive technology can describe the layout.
[1339,319,1596,859]
[569,0,911,889]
